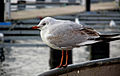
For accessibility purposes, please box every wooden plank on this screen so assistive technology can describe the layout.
[38,57,120,76]
[78,14,120,17]
[11,1,80,5]
[79,17,120,20]
[80,21,120,24]
[4,36,41,40]
[10,1,118,20]
[0,43,48,48]
[0,25,33,28]
[0,30,39,34]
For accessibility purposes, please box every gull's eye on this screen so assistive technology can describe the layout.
[42,23,46,26]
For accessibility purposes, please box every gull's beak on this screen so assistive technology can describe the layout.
[32,26,40,29]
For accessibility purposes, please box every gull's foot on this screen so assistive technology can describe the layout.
[56,64,68,68]
[62,64,68,68]
[56,65,62,68]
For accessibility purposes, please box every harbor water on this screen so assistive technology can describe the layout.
[0,39,120,76]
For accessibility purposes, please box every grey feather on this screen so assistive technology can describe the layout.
[39,17,100,49]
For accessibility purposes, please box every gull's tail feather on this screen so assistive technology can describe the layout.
[99,34,120,38]
[78,34,120,46]
[78,40,100,46]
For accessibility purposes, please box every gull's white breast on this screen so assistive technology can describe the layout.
[40,29,60,49]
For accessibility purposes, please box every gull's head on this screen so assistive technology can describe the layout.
[32,17,56,30]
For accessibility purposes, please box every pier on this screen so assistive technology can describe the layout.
[10,1,117,20]
[0,0,120,76]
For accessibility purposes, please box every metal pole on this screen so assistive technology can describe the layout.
[0,0,5,22]
[86,0,91,12]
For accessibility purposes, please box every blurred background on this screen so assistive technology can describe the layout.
[0,0,120,76]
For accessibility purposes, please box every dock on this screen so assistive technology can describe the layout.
[38,57,120,76]
[0,0,120,75]
[10,1,117,20]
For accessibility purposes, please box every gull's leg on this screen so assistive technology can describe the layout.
[63,49,68,67]
[56,49,64,68]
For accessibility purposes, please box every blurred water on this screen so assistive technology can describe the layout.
[0,39,120,76]
[11,0,36,3]
[1,46,50,76]
[2,1,120,75]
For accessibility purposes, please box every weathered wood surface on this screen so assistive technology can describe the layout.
[10,1,117,20]
[0,43,47,48]
[38,57,120,76]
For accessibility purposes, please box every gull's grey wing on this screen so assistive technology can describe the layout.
[47,21,99,47]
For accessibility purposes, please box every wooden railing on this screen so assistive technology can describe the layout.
[38,57,120,76]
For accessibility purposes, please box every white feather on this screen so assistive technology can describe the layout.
[75,17,80,24]
[109,20,116,27]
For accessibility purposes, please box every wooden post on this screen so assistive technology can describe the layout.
[36,0,45,8]
[116,0,120,7]
[89,42,110,60]
[4,0,11,20]
[52,0,59,2]
[68,0,76,3]
[0,0,4,22]
[86,0,91,12]
[17,0,26,10]
[0,48,5,62]
[0,33,5,62]
[49,48,72,69]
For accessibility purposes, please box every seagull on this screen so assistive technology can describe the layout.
[75,17,80,24]
[75,17,86,26]
[32,17,100,68]
[109,20,116,27]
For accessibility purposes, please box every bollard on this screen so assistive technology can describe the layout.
[89,42,109,60]
[49,48,72,69]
